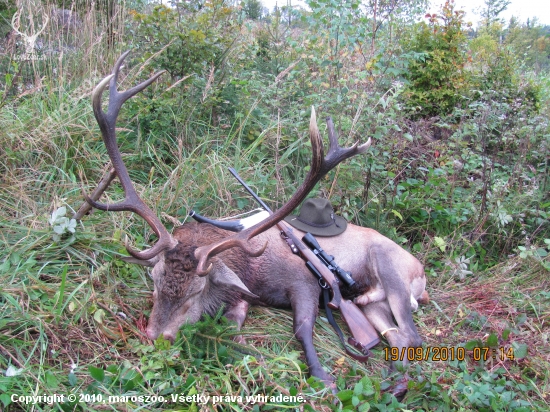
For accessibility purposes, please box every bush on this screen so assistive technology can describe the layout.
[401,0,470,119]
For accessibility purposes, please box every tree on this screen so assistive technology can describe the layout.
[242,0,262,20]
[401,0,469,119]
[480,0,511,27]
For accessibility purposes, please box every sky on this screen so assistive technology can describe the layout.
[437,0,550,26]
[261,0,550,27]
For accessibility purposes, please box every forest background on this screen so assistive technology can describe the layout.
[0,0,549,410]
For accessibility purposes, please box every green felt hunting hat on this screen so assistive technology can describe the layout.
[284,198,347,236]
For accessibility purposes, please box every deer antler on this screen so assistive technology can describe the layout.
[32,13,49,38]
[11,11,24,37]
[11,10,49,50]
[194,108,371,275]
[83,51,176,260]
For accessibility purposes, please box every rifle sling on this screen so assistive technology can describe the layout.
[321,288,371,362]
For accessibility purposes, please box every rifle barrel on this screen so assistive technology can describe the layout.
[228,168,273,213]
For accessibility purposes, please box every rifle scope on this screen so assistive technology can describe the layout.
[302,232,356,288]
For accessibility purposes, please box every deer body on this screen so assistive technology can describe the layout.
[145,221,428,383]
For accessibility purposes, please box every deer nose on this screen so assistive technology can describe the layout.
[146,326,159,341]
[147,326,175,343]
[162,332,175,343]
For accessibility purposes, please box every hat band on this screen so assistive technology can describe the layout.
[296,213,341,228]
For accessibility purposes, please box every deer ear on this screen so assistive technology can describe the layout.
[208,259,259,299]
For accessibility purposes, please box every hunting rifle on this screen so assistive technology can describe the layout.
[228,167,380,359]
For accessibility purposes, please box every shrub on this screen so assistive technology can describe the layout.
[401,0,470,119]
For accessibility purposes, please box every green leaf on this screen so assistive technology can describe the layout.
[68,372,77,386]
[486,333,498,347]
[465,339,481,350]
[337,389,354,401]
[353,380,364,396]
[358,376,375,396]
[358,402,371,412]
[515,313,527,326]
[512,342,528,359]
[5,73,13,88]
[88,365,105,383]
[536,248,548,257]
[93,309,106,324]
[218,345,228,359]
[0,394,12,408]
[391,210,403,221]
[0,259,10,274]
[45,371,59,388]
[434,236,446,252]
[124,374,143,391]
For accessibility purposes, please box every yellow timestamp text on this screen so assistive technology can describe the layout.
[384,346,516,362]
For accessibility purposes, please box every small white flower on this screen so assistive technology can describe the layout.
[5,365,24,376]
[49,206,67,226]
[49,206,77,236]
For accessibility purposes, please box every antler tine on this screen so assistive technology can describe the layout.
[35,14,49,37]
[110,51,167,111]
[11,11,23,36]
[83,52,175,261]
[324,117,372,171]
[195,107,371,275]
[196,235,268,275]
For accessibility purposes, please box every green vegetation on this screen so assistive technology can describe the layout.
[401,1,470,119]
[1,0,548,410]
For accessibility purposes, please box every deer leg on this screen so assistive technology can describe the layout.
[385,292,423,349]
[224,300,249,344]
[361,300,412,399]
[360,300,412,365]
[369,250,423,349]
[354,284,386,306]
[290,292,332,384]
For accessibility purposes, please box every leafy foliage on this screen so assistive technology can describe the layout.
[401,0,470,119]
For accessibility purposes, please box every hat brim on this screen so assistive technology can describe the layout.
[284,214,347,236]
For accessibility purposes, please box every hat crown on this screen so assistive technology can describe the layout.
[284,198,347,236]
[297,199,335,227]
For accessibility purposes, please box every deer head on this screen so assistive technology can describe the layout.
[11,9,49,56]
[84,52,371,340]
